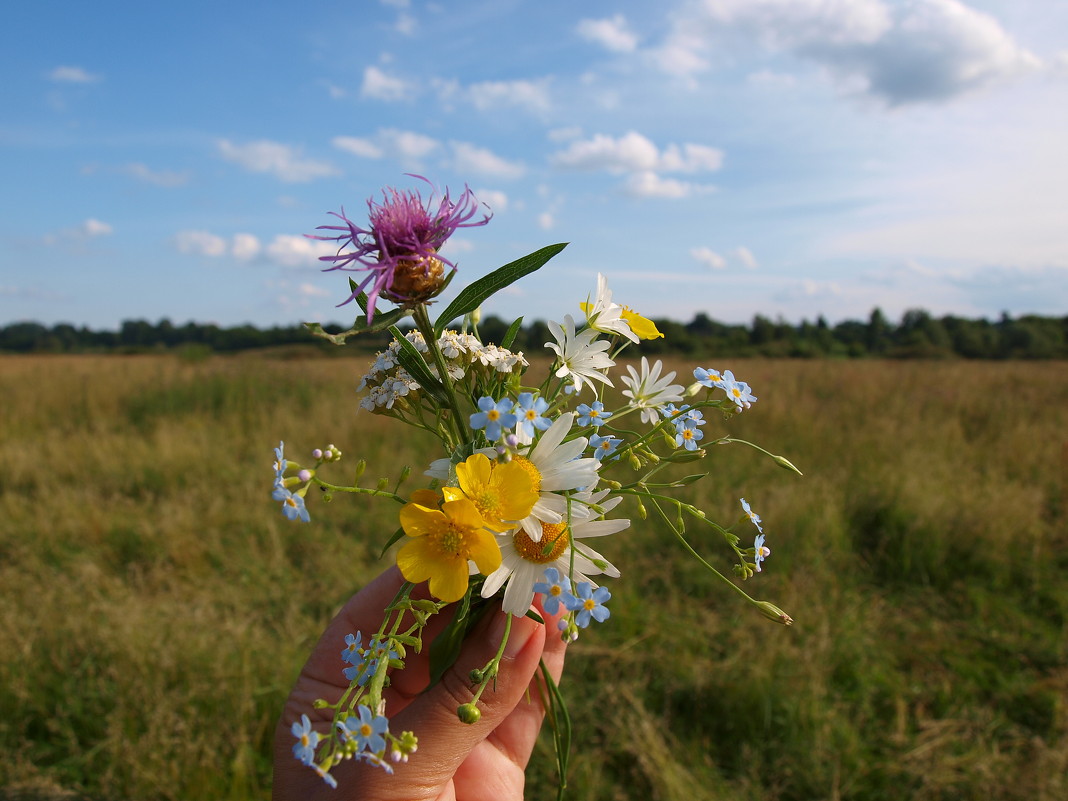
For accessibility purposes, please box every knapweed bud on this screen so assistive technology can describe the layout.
[457,703,481,724]
[755,600,794,626]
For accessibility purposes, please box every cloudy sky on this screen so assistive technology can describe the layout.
[2,0,1066,330]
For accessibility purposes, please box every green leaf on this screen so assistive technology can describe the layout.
[428,591,490,687]
[377,526,406,560]
[390,325,449,404]
[434,243,567,335]
[500,316,524,350]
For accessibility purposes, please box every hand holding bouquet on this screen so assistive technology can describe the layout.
[271,177,798,794]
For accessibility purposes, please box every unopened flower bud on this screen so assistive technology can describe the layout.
[636,500,648,520]
[312,448,323,460]
[457,703,481,724]
[298,469,312,482]
[377,477,390,491]
[355,459,367,479]
[773,454,803,476]
[399,465,411,483]
[755,600,794,626]
[469,668,484,684]
[685,381,703,397]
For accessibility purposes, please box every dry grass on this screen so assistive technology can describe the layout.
[0,354,1065,801]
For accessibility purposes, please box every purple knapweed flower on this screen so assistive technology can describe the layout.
[307,176,491,322]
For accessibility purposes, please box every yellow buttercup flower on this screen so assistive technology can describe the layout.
[443,453,538,532]
[620,306,663,340]
[397,495,501,602]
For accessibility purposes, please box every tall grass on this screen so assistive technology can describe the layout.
[0,355,1064,800]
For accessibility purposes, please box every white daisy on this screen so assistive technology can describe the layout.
[545,315,614,395]
[582,273,638,343]
[481,492,630,617]
[512,413,601,541]
[620,357,685,425]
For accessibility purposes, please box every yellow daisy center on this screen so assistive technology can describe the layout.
[512,521,569,564]
[511,456,542,493]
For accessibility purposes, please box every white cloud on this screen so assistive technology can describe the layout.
[47,65,100,83]
[625,172,713,198]
[732,246,758,269]
[120,162,189,187]
[82,219,113,237]
[334,129,440,167]
[576,15,639,53]
[551,131,723,174]
[538,212,555,230]
[265,235,337,268]
[217,139,338,183]
[691,246,727,270]
[476,189,509,213]
[361,65,413,101]
[174,231,264,261]
[174,230,228,258]
[660,0,1040,104]
[298,282,330,298]
[449,142,525,179]
[466,79,552,113]
[332,136,383,159]
[395,13,417,35]
[232,233,262,261]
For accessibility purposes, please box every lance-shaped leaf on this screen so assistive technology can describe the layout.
[434,243,567,335]
[390,325,449,405]
[500,316,524,350]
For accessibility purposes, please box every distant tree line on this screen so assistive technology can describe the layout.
[1,309,1066,359]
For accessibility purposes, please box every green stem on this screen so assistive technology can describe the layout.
[412,304,469,447]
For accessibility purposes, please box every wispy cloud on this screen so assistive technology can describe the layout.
[172,230,333,268]
[361,65,414,101]
[41,218,113,247]
[120,162,189,187]
[449,141,525,179]
[333,128,441,168]
[217,139,338,183]
[47,65,101,84]
[576,15,639,53]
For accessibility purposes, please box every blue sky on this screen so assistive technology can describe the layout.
[2,0,1066,331]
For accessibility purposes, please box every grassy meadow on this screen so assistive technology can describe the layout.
[0,353,1065,801]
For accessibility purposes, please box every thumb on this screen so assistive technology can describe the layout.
[353,606,547,801]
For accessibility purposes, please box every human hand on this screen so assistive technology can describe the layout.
[272,566,568,801]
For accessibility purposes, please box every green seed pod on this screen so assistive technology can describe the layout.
[457,703,482,724]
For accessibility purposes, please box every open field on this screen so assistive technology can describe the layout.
[0,354,1065,801]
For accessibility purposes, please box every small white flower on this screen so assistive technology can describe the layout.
[546,315,614,395]
[620,357,684,425]
[583,273,638,343]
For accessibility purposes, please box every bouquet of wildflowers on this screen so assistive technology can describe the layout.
[272,177,799,792]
